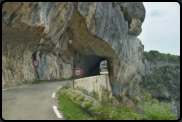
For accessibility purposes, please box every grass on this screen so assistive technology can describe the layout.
[31,76,83,84]
[89,104,141,120]
[58,86,178,120]
[58,92,101,120]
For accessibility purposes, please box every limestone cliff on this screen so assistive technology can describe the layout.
[2,2,145,101]
[140,51,180,118]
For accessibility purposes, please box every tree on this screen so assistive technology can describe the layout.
[178,55,180,61]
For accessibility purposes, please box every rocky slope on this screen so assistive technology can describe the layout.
[2,2,145,102]
[140,51,180,118]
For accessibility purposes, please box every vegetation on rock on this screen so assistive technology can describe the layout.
[58,84,178,120]
[119,5,132,28]
[141,65,180,96]
[143,50,179,63]
[135,93,177,120]
[112,2,132,28]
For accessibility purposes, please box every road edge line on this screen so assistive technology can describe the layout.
[52,92,56,98]
[53,106,63,118]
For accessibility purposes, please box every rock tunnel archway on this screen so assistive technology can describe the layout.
[65,9,117,78]
[78,55,108,77]
[2,2,145,100]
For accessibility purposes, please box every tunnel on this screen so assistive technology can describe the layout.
[79,55,108,77]
[66,9,117,79]
[2,3,144,101]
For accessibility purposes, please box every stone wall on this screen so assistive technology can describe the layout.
[73,75,112,100]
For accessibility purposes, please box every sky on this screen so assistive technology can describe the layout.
[138,2,180,56]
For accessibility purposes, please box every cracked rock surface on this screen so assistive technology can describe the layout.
[2,2,145,99]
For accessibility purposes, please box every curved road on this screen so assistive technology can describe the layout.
[2,80,70,120]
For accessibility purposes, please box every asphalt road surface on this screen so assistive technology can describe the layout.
[100,72,108,75]
[2,80,71,120]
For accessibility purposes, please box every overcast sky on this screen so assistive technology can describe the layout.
[138,2,180,56]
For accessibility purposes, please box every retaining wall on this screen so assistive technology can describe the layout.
[69,74,112,99]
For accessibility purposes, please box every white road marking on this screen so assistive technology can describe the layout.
[52,92,56,98]
[53,106,63,118]
[2,89,7,91]
[19,85,27,87]
[57,86,62,89]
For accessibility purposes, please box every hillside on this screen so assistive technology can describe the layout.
[140,50,180,118]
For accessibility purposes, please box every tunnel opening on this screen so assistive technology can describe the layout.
[82,55,109,77]
[99,60,108,75]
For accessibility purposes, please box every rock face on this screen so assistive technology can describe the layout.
[117,2,145,36]
[2,2,145,100]
[140,53,180,118]
[141,59,150,76]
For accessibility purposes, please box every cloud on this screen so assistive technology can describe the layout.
[138,2,180,55]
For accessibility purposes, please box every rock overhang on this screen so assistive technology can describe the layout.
[2,2,145,99]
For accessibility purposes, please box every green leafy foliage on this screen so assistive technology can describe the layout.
[62,85,71,89]
[121,106,132,112]
[141,66,180,95]
[73,97,77,101]
[111,3,132,28]
[119,5,132,28]
[84,102,94,109]
[143,50,179,63]
[58,86,178,120]
[136,93,178,120]
[78,96,85,101]
[91,90,99,100]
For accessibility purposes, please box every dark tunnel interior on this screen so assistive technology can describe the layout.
[83,55,108,77]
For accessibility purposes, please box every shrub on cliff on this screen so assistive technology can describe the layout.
[119,5,132,28]
[141,73,179,95]
[136,93,178,120]
[143,50,179,63]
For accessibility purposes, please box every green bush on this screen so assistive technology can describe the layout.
[79,96,85,101]
[62,85,70,89]
[174,64,180,69]
[84,102,93,109]
[100,86,112,106]
[121,106,132,112]
[143,50,179,63]
[91,90,99,100]
[162,73,171,81]
[136,93,178,120]
[73,97,77,101]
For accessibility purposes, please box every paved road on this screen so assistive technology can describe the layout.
[2,80,71,120]
[100,72,108,75]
